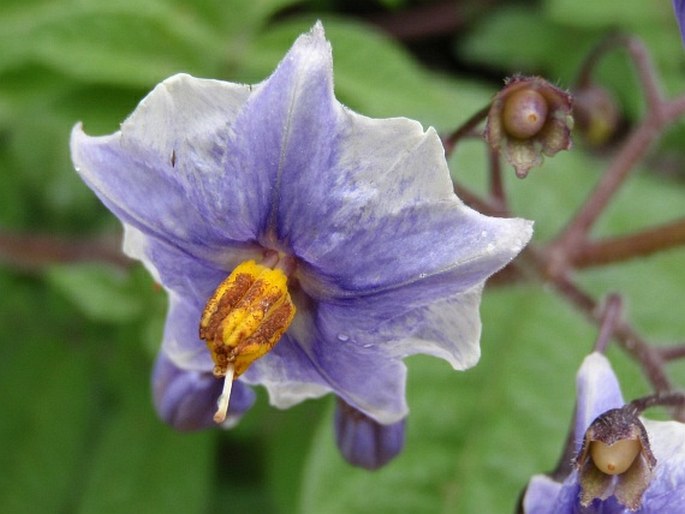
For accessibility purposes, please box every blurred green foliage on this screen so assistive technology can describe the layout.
[1,1,684,513]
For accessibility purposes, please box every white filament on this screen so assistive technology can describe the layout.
[213,364,235,424]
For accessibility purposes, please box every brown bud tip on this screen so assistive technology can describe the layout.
[502,89,548,139]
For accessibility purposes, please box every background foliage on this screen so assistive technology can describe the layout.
[1,1,684,513]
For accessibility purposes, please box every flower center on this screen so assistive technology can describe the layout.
[199,259,296,423]
[589,438,641,475]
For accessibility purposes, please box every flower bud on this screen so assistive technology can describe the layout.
[334,399,405,470]
[152,352,255,431]
[572,84,621,148]
[574,406,656,510]
[485,76,574,178]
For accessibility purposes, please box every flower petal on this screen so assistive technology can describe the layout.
[244,295,409,424]
[71,74,262,251]
[380,287,484,369]
[574,353,624,453]
[275,93,533,300]
[318,286,484,372]
[522,475,566,514]
[240,332,331,408]
[297,199,531,305]
[152,351,255,431]
[334,399,406,470]
[123,224,261,303]
[307,333,408,424]
[639,419,685,511]
[256,287,485,423]
[161,296,213,372]
[675,0,685,45]
[220,23,532,299]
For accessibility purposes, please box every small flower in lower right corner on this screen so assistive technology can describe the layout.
[523,353,685,513]
[574,405,656,510]
[674,1,685,45]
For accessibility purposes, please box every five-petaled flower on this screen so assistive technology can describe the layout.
[70,23,532,467]
[523,353,685,512]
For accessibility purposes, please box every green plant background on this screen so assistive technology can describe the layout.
[1,1,684,513]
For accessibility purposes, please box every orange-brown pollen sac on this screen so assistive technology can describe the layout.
[199,259,296,422]
[200,260,296,378]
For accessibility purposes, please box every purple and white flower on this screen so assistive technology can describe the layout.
[71,23,532,466]
[523,353,685,512]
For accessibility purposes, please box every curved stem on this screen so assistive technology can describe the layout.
[573,218,685,268]
[443,104,490,156]
[593,294,623,354]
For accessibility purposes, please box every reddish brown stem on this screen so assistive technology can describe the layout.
[0,230,131,273]
[443,104,490,157]
[593,294,623,354]
[573,218,685,268]
[657,345,685,362]
[488,146,508,214]
[576,34,663,112]
[526,245,674,394]
[554,30,685,261]
[630,391,685,415]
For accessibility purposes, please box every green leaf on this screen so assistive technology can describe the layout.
[0,271,99,514]
[544,0,672,30]
[0,335,93,514]
[77,356,214,514]
[0,0,301,87]
[78,414,213,514]
[457,7,595,82]
[45,263,145,323]
[262,400,328,513]
[244,16,491,131]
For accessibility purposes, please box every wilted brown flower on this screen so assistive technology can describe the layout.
[575,406,656,510]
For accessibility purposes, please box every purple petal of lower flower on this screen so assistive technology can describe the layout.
[524,353,685,513]
[637,419,685,511]
[152,352,255,431]
[334,399,405,470]
[675,0,685,44]
[574,353,624,453]
[522,475,566,514]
